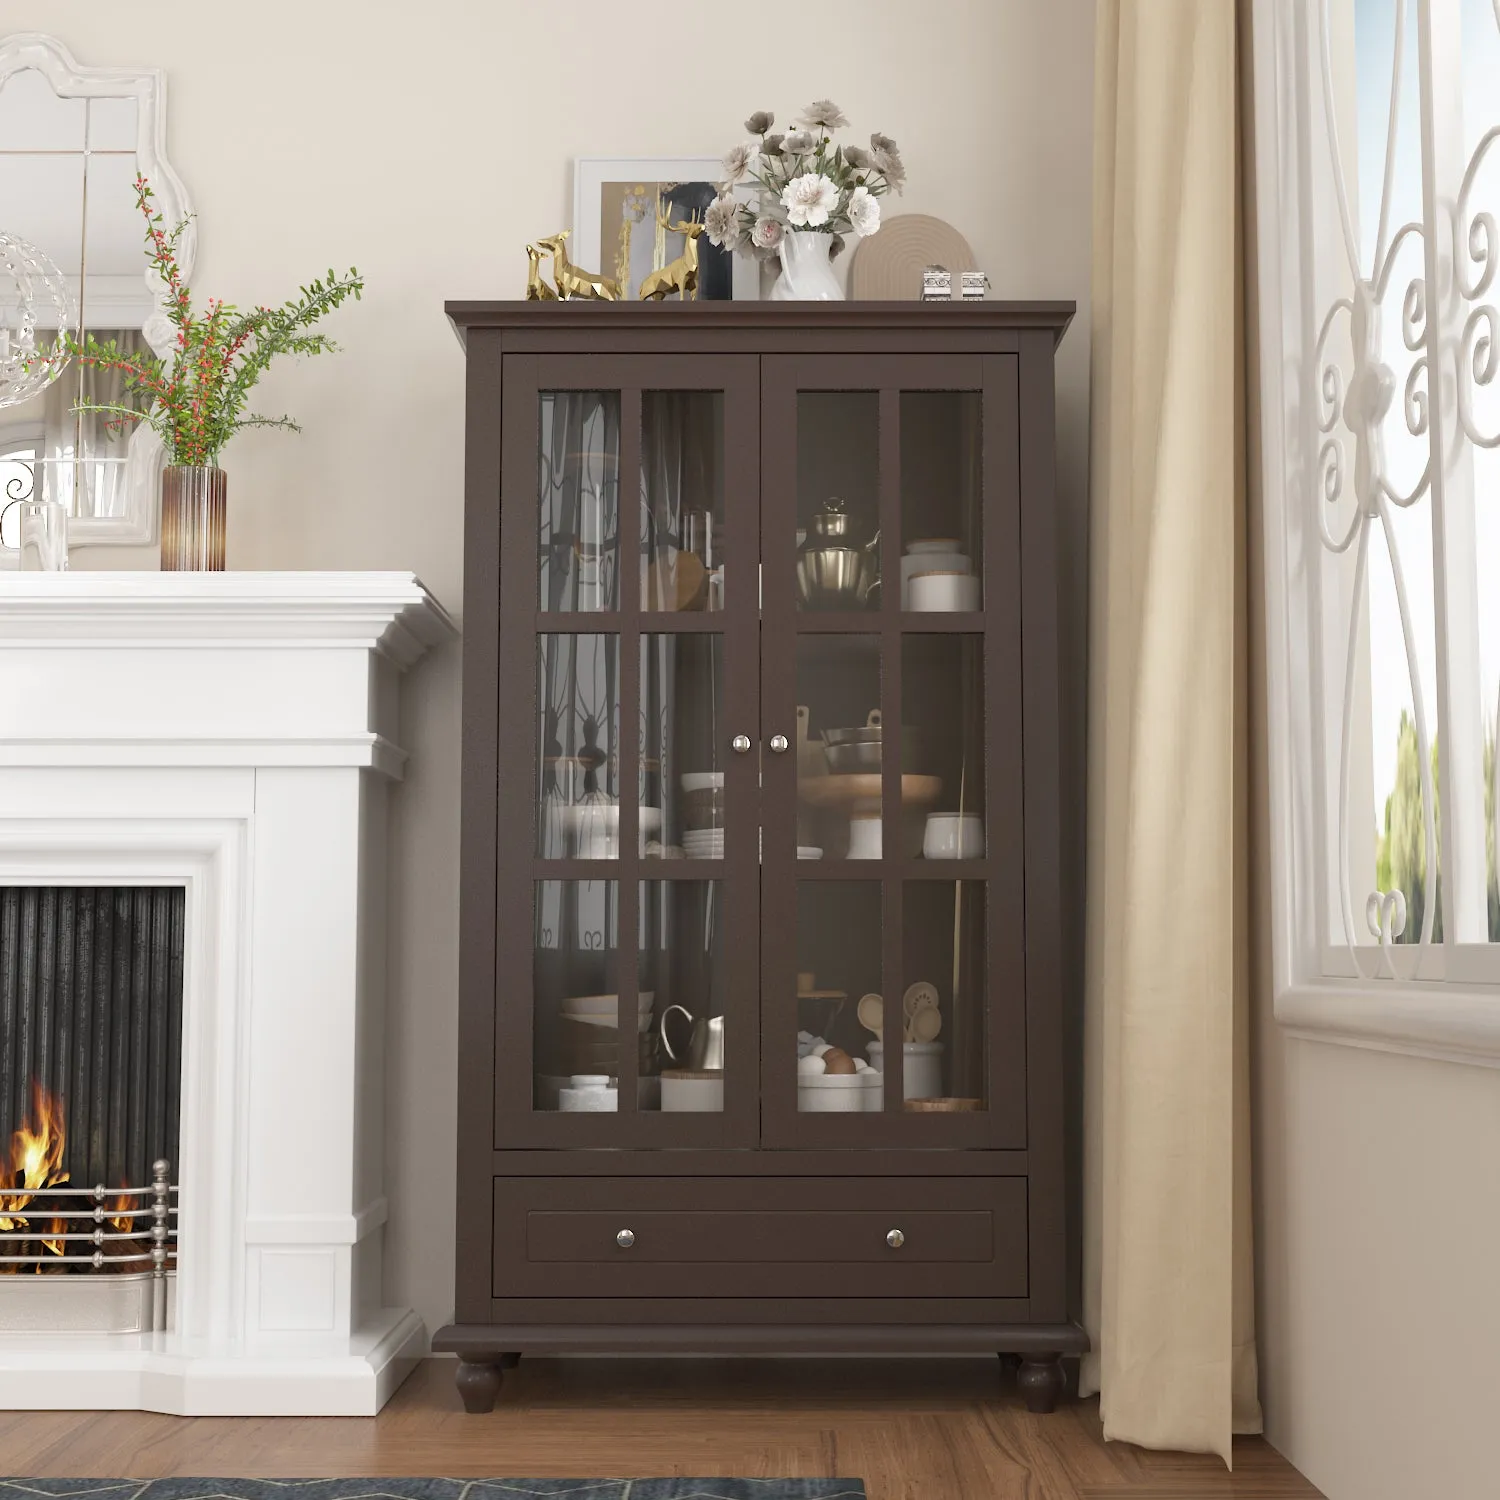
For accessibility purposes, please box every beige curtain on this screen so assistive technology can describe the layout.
[1082,0,1262,1462]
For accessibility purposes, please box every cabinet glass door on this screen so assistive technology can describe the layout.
[760,355,1026,1148]
[496,355,760,1147]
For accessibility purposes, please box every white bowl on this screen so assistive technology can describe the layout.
[564,805,663,834]
[797,846,824,860]
[906,537,963,555]
[680,772,725,792]
[797,1072,882,1113]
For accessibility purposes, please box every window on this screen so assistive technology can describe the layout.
[1253,0,1500,1048]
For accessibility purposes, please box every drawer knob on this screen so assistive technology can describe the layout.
[886,1228,905,1249]
[615,1228,636,1249]
[770,734,790,754]
[731,734,752,754]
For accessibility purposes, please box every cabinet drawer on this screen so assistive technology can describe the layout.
[493,1176,1027,1300]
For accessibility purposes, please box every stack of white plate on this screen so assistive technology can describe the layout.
[562,991,655,1034]
[683,829,725,859]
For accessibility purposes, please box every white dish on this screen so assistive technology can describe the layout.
[565,991,654,1017]
[680,772,725,792]
[923,812,984,859]
[906,537,963,554]
[797,846,824,860]
[564,1010,652,1033]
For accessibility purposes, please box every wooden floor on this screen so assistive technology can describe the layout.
[0,1357,1321,1500]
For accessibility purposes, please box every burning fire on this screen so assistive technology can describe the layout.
[0,1080,70,1266]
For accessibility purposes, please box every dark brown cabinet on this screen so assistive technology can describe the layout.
[436,302,1085,1415]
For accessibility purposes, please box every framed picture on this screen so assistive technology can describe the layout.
[572,158,761,302]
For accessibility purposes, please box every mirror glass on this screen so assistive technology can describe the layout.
[0,56,159,545]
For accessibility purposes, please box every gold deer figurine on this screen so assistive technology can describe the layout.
[525,242,558,300]
[638,217,705,301]
[533,230,620,301]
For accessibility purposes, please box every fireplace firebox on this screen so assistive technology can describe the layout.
[0,886,183,1330]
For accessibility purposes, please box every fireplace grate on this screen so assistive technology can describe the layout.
[0,1158,177,1330]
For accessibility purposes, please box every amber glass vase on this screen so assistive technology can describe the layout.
[160,465,227,571]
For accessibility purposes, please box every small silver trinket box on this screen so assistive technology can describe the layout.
[921,265,952,301]
[961,271,990,301]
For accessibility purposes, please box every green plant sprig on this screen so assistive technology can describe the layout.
[54,177,362,468]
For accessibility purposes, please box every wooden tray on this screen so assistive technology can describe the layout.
[798,774,942,809]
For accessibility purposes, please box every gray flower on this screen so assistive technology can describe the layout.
[783,129,817,155]
[704,194,744,250]
[721,139,760,184]
[801,99,850,131]
[870,136,906,192]
[763,133,786,156]
[744,110,775,135]
[829,232,847,260]
[843,145,874,172]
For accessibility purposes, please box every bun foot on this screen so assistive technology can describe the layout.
[1017,1353,1066,1413]
[455,1357,504,1413]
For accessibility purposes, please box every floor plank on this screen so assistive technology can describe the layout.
[0,1357,1322,1500]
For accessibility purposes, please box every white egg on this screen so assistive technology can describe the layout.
[797,1054,826,1076]
[853,1058,870,1072]
[811,1042,831,1057]
[797,1030,814,1044]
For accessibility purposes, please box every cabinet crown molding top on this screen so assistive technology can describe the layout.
[0,571,457,665]
[444,298,1077,349]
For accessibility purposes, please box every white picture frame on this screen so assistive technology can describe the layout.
[572,157,761,302]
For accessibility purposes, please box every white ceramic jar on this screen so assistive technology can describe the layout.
[866,1041,944,1101]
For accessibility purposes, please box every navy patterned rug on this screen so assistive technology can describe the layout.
[0,1485,865,1500]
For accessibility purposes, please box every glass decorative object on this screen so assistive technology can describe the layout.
[160,465,227,571]
[18,500,69,571]
[0,232,75,411]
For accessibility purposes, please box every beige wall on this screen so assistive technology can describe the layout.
[1255,1029,1500,1500]
[8,0,1097,1341]
[1249,377,1500,1498]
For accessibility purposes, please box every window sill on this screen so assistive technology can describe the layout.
[1276,982,1500,1070]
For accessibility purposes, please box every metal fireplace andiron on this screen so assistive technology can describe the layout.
[0,1158,178,1333]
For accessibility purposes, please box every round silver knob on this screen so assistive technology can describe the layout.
[886,1228,905,1249]
[616,1228,635,1248]
[731,734,752,754]
[769,734,790,754]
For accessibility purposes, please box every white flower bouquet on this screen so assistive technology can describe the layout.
[705,100,905,260]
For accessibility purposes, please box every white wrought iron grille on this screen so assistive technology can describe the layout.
[1292,0,1500,986]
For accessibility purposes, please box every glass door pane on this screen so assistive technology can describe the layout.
[795,392,881,612]
[641,879,726,1112]
[537,634,623,859]
[642,391,726,612]
[900,391,982,611]
[904,635,986,859]
[795,881,883,1113]
[538,392,619,612]
[533,878,624,1112]
[897,881,988,1110]
[641,634,726,861]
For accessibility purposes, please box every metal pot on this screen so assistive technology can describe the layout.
[660,1006,725,1071]
[796,497,881,608]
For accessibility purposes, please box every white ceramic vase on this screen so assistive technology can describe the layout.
[772,231,844,301]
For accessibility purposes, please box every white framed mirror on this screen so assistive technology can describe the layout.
[0,32,193,555]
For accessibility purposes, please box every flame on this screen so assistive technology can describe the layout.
[1,1081,70,1271]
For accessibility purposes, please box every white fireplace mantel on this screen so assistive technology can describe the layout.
[0,572,455,1415]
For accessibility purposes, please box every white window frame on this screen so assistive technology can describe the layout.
[1253,0,1500,1067]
